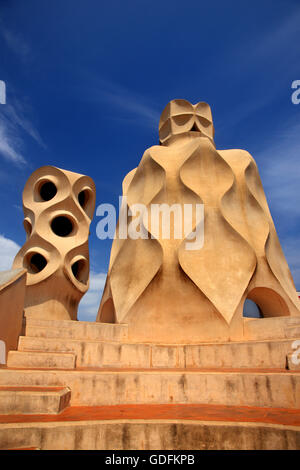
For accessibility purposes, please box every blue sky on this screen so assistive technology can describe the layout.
[0,0,299,320]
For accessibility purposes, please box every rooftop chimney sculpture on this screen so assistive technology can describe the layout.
[97,99,300,343]
[13,166,96,320]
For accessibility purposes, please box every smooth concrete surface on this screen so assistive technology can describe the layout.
[7,350,76,369]
[0,419,298,450]
[24,317,128,342]
[0,269,26,363]
[15,334,299,369]
[0,368,299,409]
[244,316,300,341]
[0,386,71,415]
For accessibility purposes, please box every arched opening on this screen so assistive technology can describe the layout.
[78,190,90,209]
[71,259,88,285]
[244,287,289,318]
[26,253,47,274]
[39,181,57,201]
[243,299,263,318]
[100,298,116,323]
[51,216,73,237]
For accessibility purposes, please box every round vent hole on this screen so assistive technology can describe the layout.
[51,216,73,237]
[28,253,47,273]
[39,181,57,201]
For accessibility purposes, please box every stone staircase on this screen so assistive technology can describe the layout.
[0,386,71,415]
[0,316,299,450]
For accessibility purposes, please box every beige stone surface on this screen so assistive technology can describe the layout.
[15,333,299,370]
[7,350,76,369]
[97,99,300,343]
[13,166,96,320]
[244,316,300,340]
[0,269,26,363]
[0,420,299,450]
[0,368,299,409]
[24,316,128,342]
[286,326,300,338]
[0,386,71,414]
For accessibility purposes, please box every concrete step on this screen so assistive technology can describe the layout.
[0,403,299,449]
[18,335,298,369]
[24,317,128,342]
[7,351,76,369]
[285,326,300,338]
[0,368,299,409]
[0,386,71,415]
[244,316,300,341]
[282,317,300,326]
[18,336,150,368]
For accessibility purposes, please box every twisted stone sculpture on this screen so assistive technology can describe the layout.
[97,99,300,343]
[13,166,96,320]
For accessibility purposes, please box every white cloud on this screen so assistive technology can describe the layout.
[4,102,46,149]
[281,237,300,289]
[79,75,160,129]
[217,8,300,135]
[253,121,300,290]
[0,234,20,271]
[0,116,26,165]
[0,22,43,162]
[258,121,300,217]
[77,271,107,321]
[242,8,300,66]
[0,23,32,63]
[0,95,46,165]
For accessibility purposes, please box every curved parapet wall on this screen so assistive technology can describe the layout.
[97,99,300,343]
[0,269,26,363]
[13,166,96,320]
